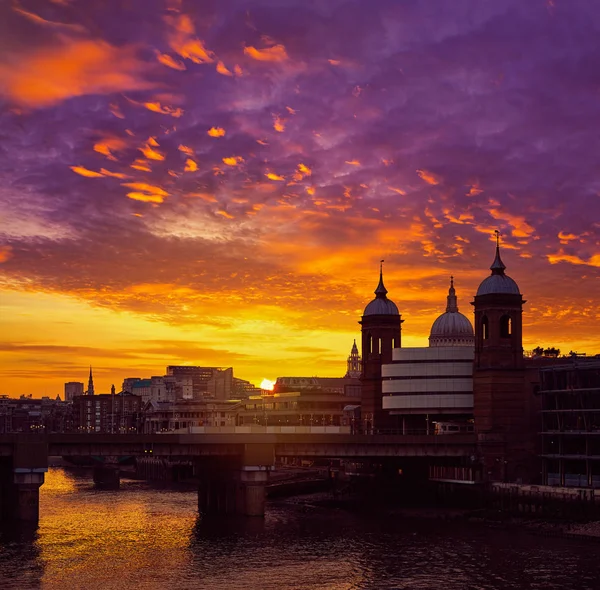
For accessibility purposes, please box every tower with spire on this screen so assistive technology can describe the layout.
[359,261,403,432]
[345,340,362,378]
[87,366,95,396]
[472,231,531,483]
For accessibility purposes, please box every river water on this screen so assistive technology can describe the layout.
[1,468,599,590]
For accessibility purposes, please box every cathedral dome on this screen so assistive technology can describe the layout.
[363,264,399,316]
[476,241,521,296]
[429,277,474,347]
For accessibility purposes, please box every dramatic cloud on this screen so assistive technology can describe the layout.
[0,0,599,395]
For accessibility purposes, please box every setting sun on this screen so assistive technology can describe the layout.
[260,379,275,391]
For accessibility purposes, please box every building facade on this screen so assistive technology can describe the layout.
[540,358,600,488]
[166,366,233,399]
[72,390,142,433]
[64,382,84,402]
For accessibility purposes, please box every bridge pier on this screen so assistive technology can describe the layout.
[196,443,274,518]
[197,468,270,517]
[0,440,48,524]
[93,464,120,490]
[237,469,269,516]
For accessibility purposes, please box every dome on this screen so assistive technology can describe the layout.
[476,274,520,296]
[363,264,400,316]
[364,298,400,316]
[476,242,521,296]
[429,277,474,347]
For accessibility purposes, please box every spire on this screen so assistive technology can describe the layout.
[490,229,506,275]
[87,366,95,396]
[374,259,388,297]
[446,275,458,312]
[351,339,358,353]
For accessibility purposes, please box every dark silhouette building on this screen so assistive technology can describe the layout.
[472,237,537,482]
[540,357,600,487]
[360,263,403,432]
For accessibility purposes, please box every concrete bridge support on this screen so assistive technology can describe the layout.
[196,443,274,517]
[93,464,120,490]
[0,441,48,524]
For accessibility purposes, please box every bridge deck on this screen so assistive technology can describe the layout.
[0,433,476,460]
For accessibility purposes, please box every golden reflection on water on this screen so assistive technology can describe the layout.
[37,467,196,589]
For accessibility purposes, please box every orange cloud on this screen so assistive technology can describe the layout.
[244,45,288,62]
[126,193,165,204]
[216,61,233,76]
[222,156,243,166]
[345,160,361,166]
[122,182,168,195]
[131,159,151,172]
[558,231,579,244]
[208,127,226,137]
[488,208,535,238]
[143,102,184,117]
[266,172,285,181]
[298,163,311,176]
[417,169,441,185]
[547,251,600,267]
[328,59,341,66]
[217,210,234,219]
[156,52,186,71]
[139,139,165,161]
[178,144,194,155]
[70,165,104,178]
[0,245,14,263]
[123,182,169,204]
[273,115,286,132]
[388,187,406,195]
[184,158,198,172]
[93,136,128,160]
[166,14,215,64]
[0,38,153,108]
[99,168,129,179]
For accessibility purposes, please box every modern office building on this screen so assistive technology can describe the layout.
[540,357,600,487]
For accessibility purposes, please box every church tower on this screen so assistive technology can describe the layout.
[359,262,403,432]
[345,340,362,378]
[87,366,95,396]
[472,233,530,482]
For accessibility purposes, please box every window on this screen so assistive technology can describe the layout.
[500,314,512,338]
[482,316,489,340]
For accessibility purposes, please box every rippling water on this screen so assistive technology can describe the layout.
[1,468,600,589]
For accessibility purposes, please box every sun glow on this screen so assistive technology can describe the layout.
[260,379,275,391]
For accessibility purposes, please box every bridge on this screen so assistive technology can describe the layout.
[0,432,476,522]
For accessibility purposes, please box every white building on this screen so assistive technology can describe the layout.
[382,277,475,433]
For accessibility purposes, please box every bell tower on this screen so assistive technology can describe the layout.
[473,232,525,371]
[345,340,362,378]
[359,262,403,432]
[472,233,531,482]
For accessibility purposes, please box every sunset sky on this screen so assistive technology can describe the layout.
[0,0,599,396]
